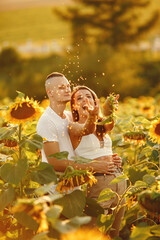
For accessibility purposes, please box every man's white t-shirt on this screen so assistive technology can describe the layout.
[37,106,75,162]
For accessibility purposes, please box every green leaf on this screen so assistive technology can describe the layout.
[30,162,57,184]
[98,188,116,203]
[14,212,38,231]
[46,205,63,223]
[130,225,151,240]
[53,216,91,234]
[84,197,104,217]
[49,151,69,160]
[143,175,155,185]
[53,219,76,233]
[139,147,151,158]
[69,216,91,225]
[35,182,60,196]
[96,115,113,125]
[20,134,43,151]
[150,225,160,236]
[110,174,128,184]
[97,214,114,232]
[71,156,93,164]
[16,91,25,99]
[0,127,17,140]
[146,136,156,147]
[54,190,86,218]
[128,167,148,184]
[0,185,15,211]
[134,180,148,188]
[0,159,28,185]
[134,116,150,125]
[150,150,159,162]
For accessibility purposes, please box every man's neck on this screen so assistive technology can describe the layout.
[49,101,66,118]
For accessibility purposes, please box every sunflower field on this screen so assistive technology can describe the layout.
[0,91,160,240]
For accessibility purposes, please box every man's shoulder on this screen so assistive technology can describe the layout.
[64,110,72,121]
[37,107,53,127]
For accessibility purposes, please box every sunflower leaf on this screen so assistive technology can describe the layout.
[16,91,25,99]
[0,185,15,211]
[71,156,93,164]
[54,190,86,218]
[98,188,116,203]
[49,151,69,160]
[0,127,17,140]
[14,212,39,231]
[30,162,57,184]
[0,159,28,185]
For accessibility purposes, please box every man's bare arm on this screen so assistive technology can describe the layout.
[43,141,115,173]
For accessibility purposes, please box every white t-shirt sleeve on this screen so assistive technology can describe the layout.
[37,117,58,142]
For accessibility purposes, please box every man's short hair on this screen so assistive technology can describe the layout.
[46,72,64,80]
[45,72,65,91]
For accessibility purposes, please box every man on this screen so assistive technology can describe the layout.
[37,72,121,174]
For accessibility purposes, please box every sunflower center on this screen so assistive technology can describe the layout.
[155,123,160,136]
[11,102,36,119]
[143,106,150,111]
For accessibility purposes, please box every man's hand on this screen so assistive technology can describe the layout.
[112,153,122,168]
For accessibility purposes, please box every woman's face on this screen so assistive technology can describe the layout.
[73,89,95,119]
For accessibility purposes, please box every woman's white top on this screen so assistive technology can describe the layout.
[75,133,113,159]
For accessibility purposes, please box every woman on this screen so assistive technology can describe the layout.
[68,86,126,238]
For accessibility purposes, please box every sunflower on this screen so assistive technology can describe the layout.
[0,138,18,148]
[123,131,146,146]
[12,202,49,233]
[56,170,97,193]
[139,104,155,118]
[148,119,160,144]
[138,96,154,104]
[40,98,49,109]
[6,97,43,124]
[60,227,110,240]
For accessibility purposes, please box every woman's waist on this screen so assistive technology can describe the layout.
[74,150,113,160]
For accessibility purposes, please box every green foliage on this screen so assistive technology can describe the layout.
[138,190,160,213]
[128,167,148,184]
[84,197,104,217]
[0,159,28,186]
[54,190,86,218]
[130,224,160,240]
[0,126,17,139]
[30,162,57,184]
[0,185,15,212]
[55,0,159,49]
[49,151,69,160]
[98,188,116,203]
[14,212,39,231]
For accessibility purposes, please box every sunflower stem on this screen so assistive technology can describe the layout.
[18,124,22,160]
[18,124,23,197]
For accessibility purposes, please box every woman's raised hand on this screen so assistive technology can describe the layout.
[103,93,119,116]
[85,98,99,116]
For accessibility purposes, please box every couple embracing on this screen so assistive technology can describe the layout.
[37,72,126,238]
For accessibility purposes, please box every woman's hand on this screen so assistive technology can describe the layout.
[85,98,99,117]
[103,94,119,116]
[112,153,122,168]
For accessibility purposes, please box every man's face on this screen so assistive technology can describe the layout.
[49,76,71,103]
